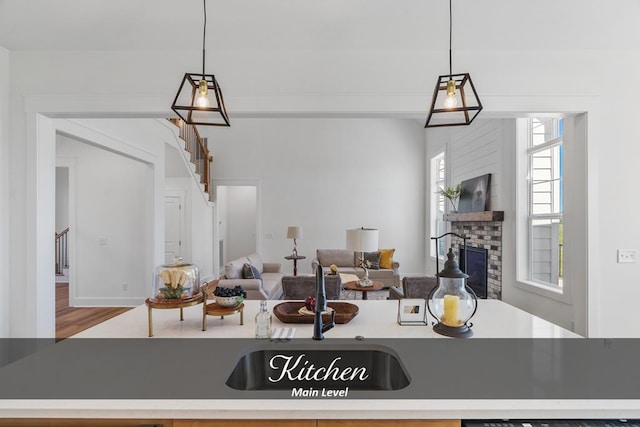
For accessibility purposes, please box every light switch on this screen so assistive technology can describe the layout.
[98,237,108,246]
[617,249,637,263]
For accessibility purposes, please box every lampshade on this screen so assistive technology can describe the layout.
[424,0,482,128]
[287,226,303,240]
[171,0,231,127]
[346,228,379,253]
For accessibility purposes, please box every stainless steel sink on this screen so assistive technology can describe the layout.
[226,344,410,391]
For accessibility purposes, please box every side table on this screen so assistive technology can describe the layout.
[201,280,244,331]
[343,280,385,300]
[202,302,245,331]
[145,294,203,337]
[284,254,306,276]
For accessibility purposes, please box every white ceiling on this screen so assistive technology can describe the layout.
[0,0,638,52]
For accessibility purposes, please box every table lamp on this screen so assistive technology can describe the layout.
[346,227,379,287]
[287,226,303,257]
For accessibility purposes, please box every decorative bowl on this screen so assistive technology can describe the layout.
[215,295,243,307]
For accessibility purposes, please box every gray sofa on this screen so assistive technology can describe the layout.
[218,253,283,300]
[311,249,400,288]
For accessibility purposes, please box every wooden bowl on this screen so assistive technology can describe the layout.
[273,301,359,324]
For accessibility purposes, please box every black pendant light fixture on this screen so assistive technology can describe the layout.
[172,0,230,127]
[425,0,482,128]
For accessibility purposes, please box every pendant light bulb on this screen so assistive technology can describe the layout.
[444,79,457,109]
[195,79,210,108]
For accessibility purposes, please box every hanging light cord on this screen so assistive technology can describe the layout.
[202,0,207,77]
[448,0,453,79]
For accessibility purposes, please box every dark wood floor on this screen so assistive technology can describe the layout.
[56,283,132,339]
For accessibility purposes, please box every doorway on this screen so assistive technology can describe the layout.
[164,191,186,264]
[55,165,71,282]
[215,182,259,270]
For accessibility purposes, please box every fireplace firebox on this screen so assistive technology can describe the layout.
[459,245,488,299]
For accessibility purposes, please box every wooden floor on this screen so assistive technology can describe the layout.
[56,283,132,339]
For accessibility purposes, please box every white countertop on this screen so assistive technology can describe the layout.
[74,299,578,339]
[3,300,640,420]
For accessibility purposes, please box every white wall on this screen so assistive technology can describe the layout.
[55,167,69,233]
[0,47,8,337]
[450,120,504,211]
[217,185,228,268]
[57,134,153,306]
[224,186,257,263]
[210,118,426,276]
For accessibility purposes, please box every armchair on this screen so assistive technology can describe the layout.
[281,275,342,300]
[388,276,438,300]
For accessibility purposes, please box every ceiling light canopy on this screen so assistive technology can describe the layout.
[172,0,230,127]
[425,0,482,128]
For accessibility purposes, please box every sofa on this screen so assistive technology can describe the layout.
[311,249,400,288]
[218,253,283,300]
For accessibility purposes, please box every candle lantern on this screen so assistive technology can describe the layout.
[427,233,478,338]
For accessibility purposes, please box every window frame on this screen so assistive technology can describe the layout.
[430,151,446,259]
[515,117,569,301]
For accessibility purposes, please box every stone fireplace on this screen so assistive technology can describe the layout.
[444,211,504,300]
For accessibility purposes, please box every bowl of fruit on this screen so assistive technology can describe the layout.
[214,285,247,307]
[304,296,316,312]
[298,296,334,315]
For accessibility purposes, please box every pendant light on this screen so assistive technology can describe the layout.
[425,0,482,128]
[171,0,230,127]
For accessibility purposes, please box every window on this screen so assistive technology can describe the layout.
[430,152,446,258]
[525,117,564,288]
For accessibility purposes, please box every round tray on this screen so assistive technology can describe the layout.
[204,302,245,316]
[273,301,358,324]
[146,294,203,308]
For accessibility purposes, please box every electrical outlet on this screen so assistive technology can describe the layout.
[98,237,108,246]
[121,283,128,291]
[617,249,637,263]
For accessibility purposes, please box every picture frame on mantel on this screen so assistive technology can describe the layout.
[458,173,491,213]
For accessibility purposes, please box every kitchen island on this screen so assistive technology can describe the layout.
[1,300,639,425]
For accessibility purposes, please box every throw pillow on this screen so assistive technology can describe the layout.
[363,252,381,270]
[242,263,262,280]
[378,248,396,269]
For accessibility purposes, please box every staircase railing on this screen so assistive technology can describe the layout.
[168,118,213,194]
[55,227,70,276]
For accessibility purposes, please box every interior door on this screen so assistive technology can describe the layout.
[164,193,185,263]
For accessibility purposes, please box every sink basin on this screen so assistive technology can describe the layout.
[226,344,410,391]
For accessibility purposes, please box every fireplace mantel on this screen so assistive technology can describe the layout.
[444,210,504,222]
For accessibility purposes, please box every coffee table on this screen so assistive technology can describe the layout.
[343,280,385,300]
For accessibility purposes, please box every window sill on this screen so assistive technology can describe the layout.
[513,279,572,304]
